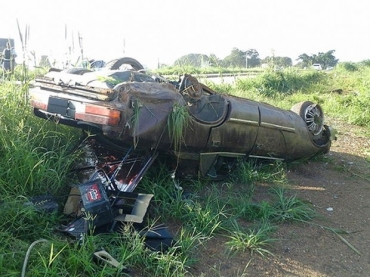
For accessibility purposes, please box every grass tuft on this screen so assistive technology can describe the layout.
[270,188,316,222]
[226,221,276,256]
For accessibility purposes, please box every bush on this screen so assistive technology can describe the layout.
[234,68,324,97]
[338,62,359,72]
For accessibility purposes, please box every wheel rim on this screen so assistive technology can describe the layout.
[304,104,324,136]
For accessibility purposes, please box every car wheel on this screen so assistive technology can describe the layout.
[291,101,324,136]
[104,57,144,71]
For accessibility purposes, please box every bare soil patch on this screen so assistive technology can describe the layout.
[189,119,370,277]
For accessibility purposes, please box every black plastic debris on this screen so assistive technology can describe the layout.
[78,179,113,227]
[25,195,59,213]
[140,224,176,252]
[61,216,88,239]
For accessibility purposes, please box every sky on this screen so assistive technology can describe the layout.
[1,0,369,68]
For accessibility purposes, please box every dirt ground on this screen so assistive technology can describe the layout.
[189,118,370,277]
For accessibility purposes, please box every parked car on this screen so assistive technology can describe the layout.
[312,64,323,71]
[29,57,335,180]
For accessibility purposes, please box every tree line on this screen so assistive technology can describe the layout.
[169,48,339,69]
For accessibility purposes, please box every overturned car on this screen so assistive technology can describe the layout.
[28,57,335,239]
[29,57,334,179]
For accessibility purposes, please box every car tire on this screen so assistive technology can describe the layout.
[291,101,324,136]
[104,57,144,71]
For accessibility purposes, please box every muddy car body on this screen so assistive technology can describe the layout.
[29,57,334,179]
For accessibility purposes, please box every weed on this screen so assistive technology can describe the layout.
[234,68,324,97]
[231,159,287,186]
[181,195,226,237]
[233,200,275,222]
[167,103,189,153]
[226,221,276,256]
[270,188,316,222]
[337,62,359,72]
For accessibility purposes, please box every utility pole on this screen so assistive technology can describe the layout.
[78,32,83,65]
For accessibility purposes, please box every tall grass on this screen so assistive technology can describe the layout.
[209,65,370,126]
[1,63,369,276]
[322,66,370,126]
[234,68,325,97]
[167,103,189,153]
[0,78,81,276]
[225,221,276,256]
[154,64,262,77]
[0,81,79,196]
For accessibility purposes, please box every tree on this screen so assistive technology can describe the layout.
[317,50,338,68]
[296,50,338,69]
[296,53,311,68]
[222,48,261,68]
[208,54,222,67]
[173,53,209,67]
[245,49,261,68]
[222,48,246,67]
[262,56,292,68]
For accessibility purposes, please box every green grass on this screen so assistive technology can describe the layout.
[153,65,263,77]
[231,159,287,186]
[225,221,276,256]
[168,103,189,153]
[235,68,326,97]
[270,188,316,222]
[207,65,370,127]
[0,63,369,276]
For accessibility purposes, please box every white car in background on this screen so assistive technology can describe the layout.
[312,64,322,71]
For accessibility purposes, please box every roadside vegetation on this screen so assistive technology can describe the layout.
[0,63,369,276]
[154,65,263,77]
